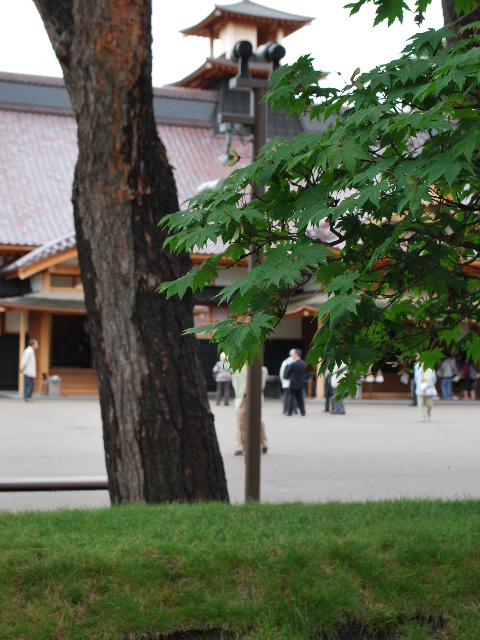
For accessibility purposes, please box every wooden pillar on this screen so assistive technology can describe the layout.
[38,313,51,392]
[18,310,26,396]
[27,312,43,393]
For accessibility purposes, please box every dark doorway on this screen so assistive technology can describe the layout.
[51,315,91,367]
[198,340,219,392]
[0,334,21,389]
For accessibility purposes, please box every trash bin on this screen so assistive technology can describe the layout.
[48,375,62,396]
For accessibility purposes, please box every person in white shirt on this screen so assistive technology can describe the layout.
[414,363,437,421]
[439,355,458,400]
[20,339,38,402]
[279,349,296,414]
[330,363,347,415]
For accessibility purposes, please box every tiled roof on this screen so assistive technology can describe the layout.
[0,72,219,99]
[0,71,331,274]
[181,1,313,39]
[160,122,251,208]
[0,107,251,250]
[0,73,65,87]
[0,232,76,276]
[0,110,77,247]
[0,73,220,124]
[215,1,313,23]
[153,85,218,102]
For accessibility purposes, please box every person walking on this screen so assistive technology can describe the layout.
[330,363,347,414]
[232,364,268,455]
[414,363,437,421]
[279,349,297,414]
[439,355,457,400]
[19,339,38,402]
[212,352,232,406]
[284,349,306,416]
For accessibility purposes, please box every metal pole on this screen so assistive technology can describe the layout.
[245,356,262,501]
[244,83,268,502]
[224,47,282,502]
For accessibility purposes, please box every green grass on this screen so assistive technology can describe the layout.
[0,500,479,639]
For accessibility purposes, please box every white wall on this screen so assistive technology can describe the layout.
[30,274,43,292]
[220,22,257,56]
[5,310,28,333]
[216,266,248,285]
[271,317,302,340]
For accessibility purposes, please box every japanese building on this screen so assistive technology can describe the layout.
[1,1,347,396]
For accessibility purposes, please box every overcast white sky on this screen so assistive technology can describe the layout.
[0,0,444,89]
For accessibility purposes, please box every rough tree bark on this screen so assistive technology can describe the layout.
[33,0,229,503]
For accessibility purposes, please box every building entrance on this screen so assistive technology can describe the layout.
[0,334,20,389]
[51,315,91,368]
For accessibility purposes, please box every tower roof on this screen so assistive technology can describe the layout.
[181,1,313,40]
[172,56,271,89]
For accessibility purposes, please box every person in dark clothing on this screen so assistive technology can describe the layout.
[324,372,334,412]
[462,357,478,400]
[284,349,306,416]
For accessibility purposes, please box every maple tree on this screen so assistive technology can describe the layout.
[161,0,480,391]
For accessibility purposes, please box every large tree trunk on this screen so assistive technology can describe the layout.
[441,0,458,26]
[33,0,229,503]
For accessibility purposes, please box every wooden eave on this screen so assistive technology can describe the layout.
[0,291,86,315]
[4,247,78,281]
[49,264,81,277]
[190,252,247,268]
[173,57,270,89]
[0,244,38,253]
[0,302,86,316]
[285,304,318,319]
[6,247,239,280]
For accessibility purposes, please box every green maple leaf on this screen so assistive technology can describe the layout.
[466,334,480,364]
[455,0,479,14]
[319,292,358,325]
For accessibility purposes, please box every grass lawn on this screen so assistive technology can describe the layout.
[0,500,479,639]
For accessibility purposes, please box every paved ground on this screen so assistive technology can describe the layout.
[0,394,478,511]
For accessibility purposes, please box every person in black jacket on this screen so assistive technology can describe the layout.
[324,372,334,412]
[284,349,306,416]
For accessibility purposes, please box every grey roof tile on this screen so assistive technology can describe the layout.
[0,108,250,251]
